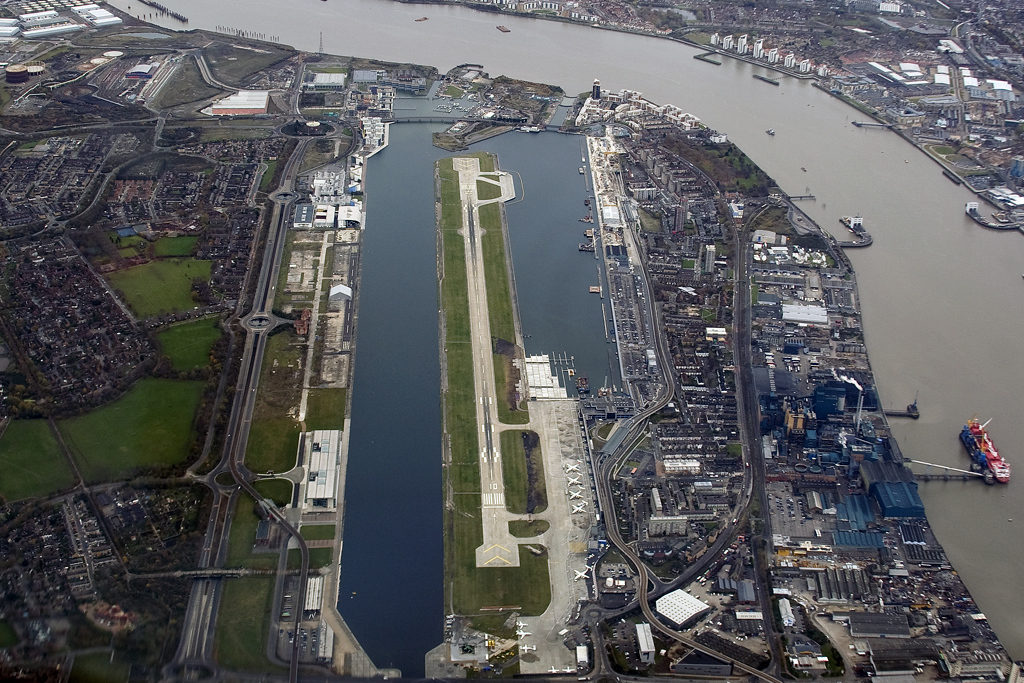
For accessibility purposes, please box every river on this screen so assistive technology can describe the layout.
[108,0,1024,663]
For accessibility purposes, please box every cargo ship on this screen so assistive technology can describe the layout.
[960,418,1011,484]
[497,25,510,32]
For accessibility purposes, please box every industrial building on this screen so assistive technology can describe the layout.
[655,589,711,628]
[838,612,911,639]
[293,203,314,229]
[328,284,352,310]
[670,651,732,676]
[21,21,82,38]
[635,623,655,664]
[302,429,341,511]
[779,597,796,627]
[306,71,347,91]
[125,63,158,79]
[304,575,324,616]
[312,204,336,229]
[209,90,270,116]
[70,4,122,26]
[18,9,60,26]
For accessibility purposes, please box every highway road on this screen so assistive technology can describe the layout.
[170,136,313,683]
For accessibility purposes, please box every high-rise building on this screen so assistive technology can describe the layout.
[704,244,716,274]
[753,39,764,60]
[768,48,779,64]
[592,78,601,100]
[673,201,688,231]
[799,59,812,73]
[784,53,797,69]
[736,34,748,54]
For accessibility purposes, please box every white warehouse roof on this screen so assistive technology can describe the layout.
[210,89,270,112]
[782,303,828,325]
[304,429,341,510]
[656,589,711,627]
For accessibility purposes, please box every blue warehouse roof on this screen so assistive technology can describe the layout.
[872,481,925,518]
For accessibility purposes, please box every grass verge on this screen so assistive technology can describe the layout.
[499,430,546,514]
[300,524,336,541]
[215,577,282,673]
[225,498,279,570]
[508,519,549,537]
[253,478,293,507]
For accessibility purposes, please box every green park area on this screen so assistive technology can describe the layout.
[153,236,199,257]
[214,577,281,674]
[157,317,222,371]
[59,378,204,482]
[437,155,550,617]
[107,258,212,318]
[0,420,74,502]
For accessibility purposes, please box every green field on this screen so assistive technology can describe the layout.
[259,159,279,192]
[154,236,199,257]
[214,577,281,673]
[204,41,292,86]
[246,417,300,474]
[0,620,18,648]
[253,478,293,507]
[245,333,304,474]
[70,650,130,683]
[287,547,333,570]
[500,430,547,514]
[157,317,222,371]
[60,378,204,481]
[225,498,278,570]
[476,176,502,200]
[107,258,212,318]
[0,420,74,502]
[151,56,222,109]
[438,155,550,618]
[305,388,346,430]
[300,524,336,541]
